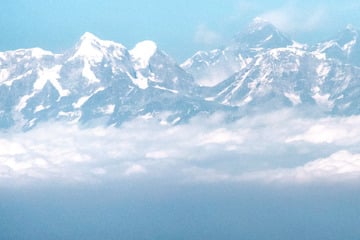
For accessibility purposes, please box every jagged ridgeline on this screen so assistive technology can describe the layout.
[1,18,360,130]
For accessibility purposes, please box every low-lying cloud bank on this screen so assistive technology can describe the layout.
[241,151,360,183]
[1,110,360,186]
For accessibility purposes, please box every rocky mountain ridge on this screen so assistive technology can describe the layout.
[1,18,360,130]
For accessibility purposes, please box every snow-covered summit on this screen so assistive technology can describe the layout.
[78,32,126,49]
[0,32,204,130]
[336,25,358,46]
[2,23,360,130]
[247,17,273,33]
[79,32,100,42]
[315,25,360,65]
[69,32,127,62]
[234,17,293,49]
[0,47,54,60]
[130,40,158,69]
[181,17,294,87]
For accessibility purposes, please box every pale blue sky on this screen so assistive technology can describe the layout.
[1,0,360,61]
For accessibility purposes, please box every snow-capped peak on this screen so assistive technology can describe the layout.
[234,17,292,49]
[330,25,359,54]
[0,47,54,60]
[337,26,358,43]
[70,32,105,62]
[130,40,158,69]
[78,32,126,49]
[80,32,100,42]
[69,32,126,62]
[248,17,272,33]
[346,24,358,32]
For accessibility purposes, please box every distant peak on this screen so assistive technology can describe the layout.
[78,32,102,45]
[344,24,359,36]
[69,32,126,62]
[233,17,292,49]
[346,24,357,31]
[78,32,126,48]
[252,17,270,25]
[248,17,274,32]
[334,25,359,46]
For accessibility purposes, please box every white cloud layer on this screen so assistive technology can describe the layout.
[1,110,360,186]
[242,150,360,183]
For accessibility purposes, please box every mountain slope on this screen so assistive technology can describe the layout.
[186,19,360,115]
[2,20,360,130]
[0,33,220,130]
[181,18,296,87]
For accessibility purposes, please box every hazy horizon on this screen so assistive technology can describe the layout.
[2,1,360,239]
[2,0,360,61]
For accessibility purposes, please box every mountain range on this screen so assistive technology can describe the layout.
[1,18,360,130]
